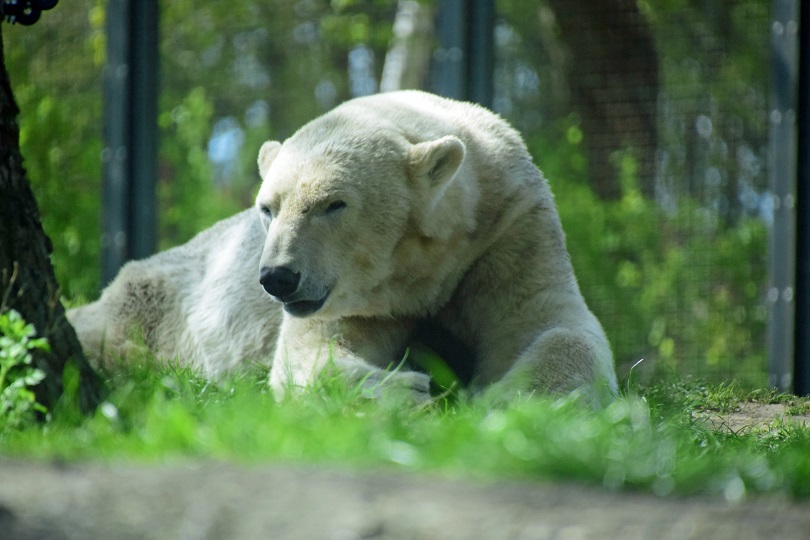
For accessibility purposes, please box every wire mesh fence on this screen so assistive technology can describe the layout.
[3,0,777,386]
[492,2,772,385]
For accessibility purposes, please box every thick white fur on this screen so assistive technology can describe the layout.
[69,91,617,404]
[67,210,280,377]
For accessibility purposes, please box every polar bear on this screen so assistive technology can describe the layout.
[68,90,617,404]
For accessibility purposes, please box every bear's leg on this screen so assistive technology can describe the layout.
[486,326,616,407]
[269,315,430,402]
[66,300,109,364]
[444,207,616,405]
[67,261,170,367]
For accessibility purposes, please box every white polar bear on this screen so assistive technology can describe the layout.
[68,90,617,404]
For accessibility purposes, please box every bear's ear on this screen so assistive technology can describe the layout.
[409,136,474,239]
[408,135,466,188]
[258,141,282,178]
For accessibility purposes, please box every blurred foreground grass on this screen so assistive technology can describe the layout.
[2,357,810,501]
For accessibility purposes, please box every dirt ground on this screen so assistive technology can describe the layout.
[1,459,809,540]
[697,402,810,433]
[1,404,809,540]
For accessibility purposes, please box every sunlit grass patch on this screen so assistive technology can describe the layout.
[2,357,810,500]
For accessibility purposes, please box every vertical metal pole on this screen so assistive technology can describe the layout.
[794,2,810,395]
[129,0,158,260]
[767,0,799,391]
[432,0,467,100]
[468,0,494,108]
[102,0,131,285]
[431,0,494,107]
[101,0,159,285]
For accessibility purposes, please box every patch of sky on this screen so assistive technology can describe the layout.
[208,117,245,187]
[349,45,378,97]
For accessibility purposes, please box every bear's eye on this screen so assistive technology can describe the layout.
[325,200,347,214]
[259,204,273,219]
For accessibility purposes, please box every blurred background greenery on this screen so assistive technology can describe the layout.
[2,0,771,386]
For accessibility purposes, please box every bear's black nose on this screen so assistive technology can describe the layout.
[260,266,301,299]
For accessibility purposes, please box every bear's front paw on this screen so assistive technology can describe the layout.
[358,369,432,405]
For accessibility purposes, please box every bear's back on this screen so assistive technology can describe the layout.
[339,91,527,153]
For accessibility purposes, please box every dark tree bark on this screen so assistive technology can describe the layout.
[0,25,102,414]
[546,0,659,199]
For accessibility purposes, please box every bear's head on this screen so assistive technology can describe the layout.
[254,115,469,319]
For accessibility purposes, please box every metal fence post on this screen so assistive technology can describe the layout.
[101,0,158,286]
[431,0,494,108]
[101,0,130,285]
[468,0,494,108]
[128,0,158,262]
[794,2,810,395]
[767,0,799,392]
[432,0,467,100]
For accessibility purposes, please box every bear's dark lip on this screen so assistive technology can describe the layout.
[282,290,330,317]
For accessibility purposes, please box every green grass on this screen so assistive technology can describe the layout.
[2,358,810,500]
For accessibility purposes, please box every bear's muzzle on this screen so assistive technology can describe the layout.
[259,265,331,317]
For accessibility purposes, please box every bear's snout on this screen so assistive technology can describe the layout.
[260,266,301,300]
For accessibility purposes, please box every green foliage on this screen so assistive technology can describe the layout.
[321,0,397,49]
[492,0,771,384]
[0,311,48,431]
[157,87,243,247]
[532,116,767,385]
[4,3,104,300]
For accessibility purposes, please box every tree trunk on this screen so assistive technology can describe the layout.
[0,25,102,414]
[546,0,659,199]
[380,0,435,93]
